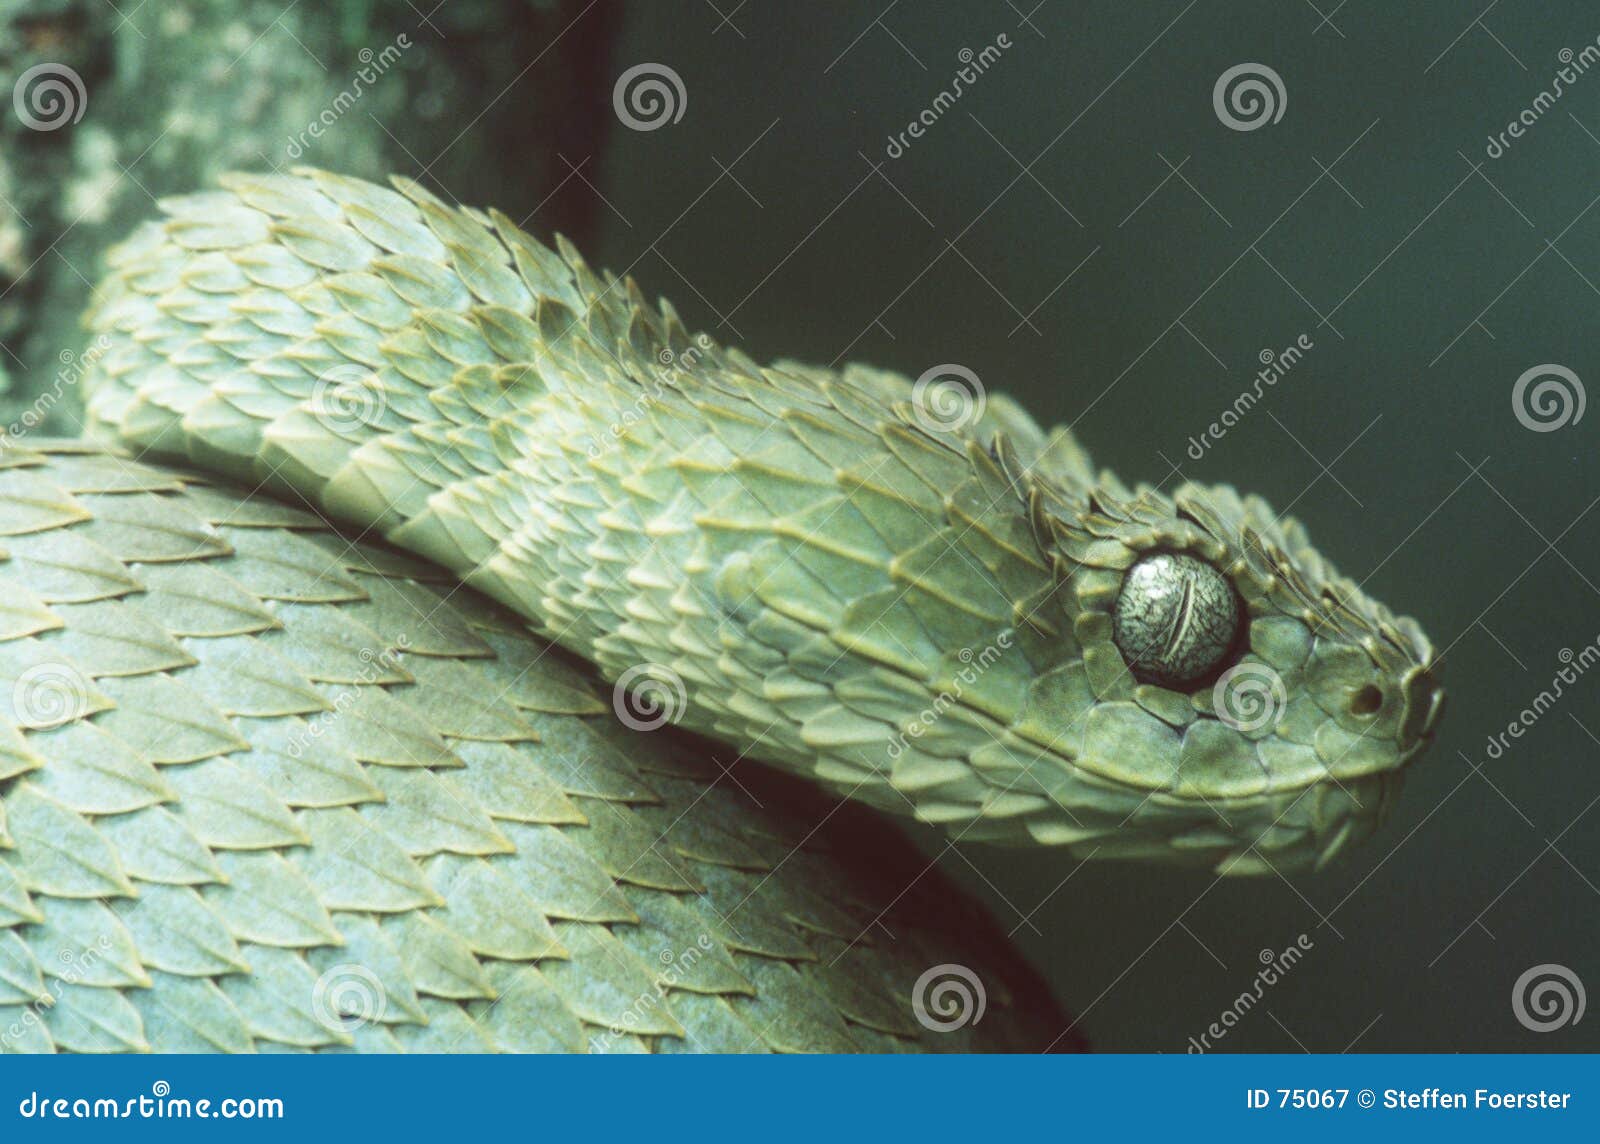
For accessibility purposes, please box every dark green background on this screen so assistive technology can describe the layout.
[7,0,1596,1052]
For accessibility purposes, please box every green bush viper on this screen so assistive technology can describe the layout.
[0,167,1443,1052]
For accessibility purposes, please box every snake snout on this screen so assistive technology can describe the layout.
[1332,657,1443,757]
[1396,661,1447,757]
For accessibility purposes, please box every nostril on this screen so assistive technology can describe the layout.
[1349,685,1383,717]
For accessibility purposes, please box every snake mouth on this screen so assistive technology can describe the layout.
[1321,768,1409,868]
[1228,675,1443,875]
[1398,664,1448,753]
[1203,768,1406,876]
[987,662,1443,869]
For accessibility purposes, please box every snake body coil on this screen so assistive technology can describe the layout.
[0,441,1059,1052]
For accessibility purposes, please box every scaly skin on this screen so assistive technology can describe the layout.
[84,168,1445,873]
[0,440,1065,1052]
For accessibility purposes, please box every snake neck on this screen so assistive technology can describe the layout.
[83,168,1083,844]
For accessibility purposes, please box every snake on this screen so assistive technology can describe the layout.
[0,167,1444,1053]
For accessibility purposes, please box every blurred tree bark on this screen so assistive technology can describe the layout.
[0,0,619,427]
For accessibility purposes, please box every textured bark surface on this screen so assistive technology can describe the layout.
[0,0,618,425]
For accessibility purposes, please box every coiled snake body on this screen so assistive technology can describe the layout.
[0,169,1443,1052]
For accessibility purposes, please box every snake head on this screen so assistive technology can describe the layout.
[979,409,1444,874]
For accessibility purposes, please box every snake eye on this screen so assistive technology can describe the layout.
[1111,553,1241,689]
